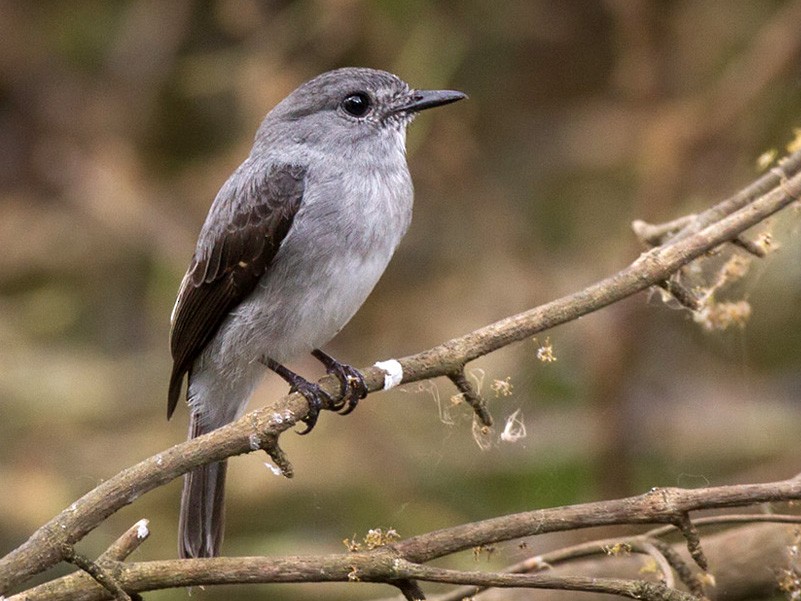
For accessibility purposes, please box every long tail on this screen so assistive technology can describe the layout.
[178,412,228,558]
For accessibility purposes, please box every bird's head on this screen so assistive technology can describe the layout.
[257,67,466,151]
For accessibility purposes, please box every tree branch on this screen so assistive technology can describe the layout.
[2,149,800,596]
[7,489,801,599]
[390,474,801,564]
[428,521,800,601]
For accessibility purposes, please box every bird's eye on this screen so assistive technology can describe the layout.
[341,93,371,117]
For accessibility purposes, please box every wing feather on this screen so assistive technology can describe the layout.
[167,163,306,418]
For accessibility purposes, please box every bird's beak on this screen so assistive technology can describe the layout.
[393,89,468,114]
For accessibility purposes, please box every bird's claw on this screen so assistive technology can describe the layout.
[333,365,368,415]
[291,380,334,435]
[311,349,367,414]
[262,355,337,435]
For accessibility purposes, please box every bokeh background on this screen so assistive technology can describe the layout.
[2,1,801,599]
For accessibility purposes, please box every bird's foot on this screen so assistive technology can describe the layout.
[262,357,334,435]
[311,349,367,415]
[289,379,333,435]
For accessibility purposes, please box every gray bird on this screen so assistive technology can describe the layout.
[168,67,466,558]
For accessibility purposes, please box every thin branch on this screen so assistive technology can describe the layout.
[447,368,492,427]
[632,215,696,246]
[632,540,675,588]
[98,520,150,562]
[671,154,801,242]
[58,544,130,601]
[645,539,704,598]
[671,512,707,571]
[389,560,700,601]
[657,278,701,311]
[391,151,801,386]
[644,512,801,537]
[394,579,426,601]
[730,235,768,257]
[8,553,699,601]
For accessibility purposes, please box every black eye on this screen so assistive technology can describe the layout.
[341,93,371,117]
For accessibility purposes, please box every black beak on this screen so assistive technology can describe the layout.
[394,89,468,114]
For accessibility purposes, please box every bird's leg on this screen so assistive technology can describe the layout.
[311,349,367,415]
[261,357,333,435]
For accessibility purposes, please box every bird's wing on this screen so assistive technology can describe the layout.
[167,163,307,419]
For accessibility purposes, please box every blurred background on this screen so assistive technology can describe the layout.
[2,1,801,599]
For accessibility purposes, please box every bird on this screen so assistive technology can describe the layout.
[168,67,466,558]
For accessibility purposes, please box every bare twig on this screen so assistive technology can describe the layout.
[657,278,701,311]
[12,521,150,601]
[387,560,700,601]
[447,368,492,427]
[101,520,149,562]
[9,553,700,601]
[671,513,707,571]
[58,544,130,601]
[632,215,696,246]
[730,235,768,257]
[645,512,801,536]
[646,539,705,598]
[394,578,426,601]
[634,540,675,588]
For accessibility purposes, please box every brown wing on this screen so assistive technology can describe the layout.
[167,163,306,419]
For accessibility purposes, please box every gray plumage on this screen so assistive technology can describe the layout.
[169,67,465,558]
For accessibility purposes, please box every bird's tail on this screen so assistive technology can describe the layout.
[178,412,228,558]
